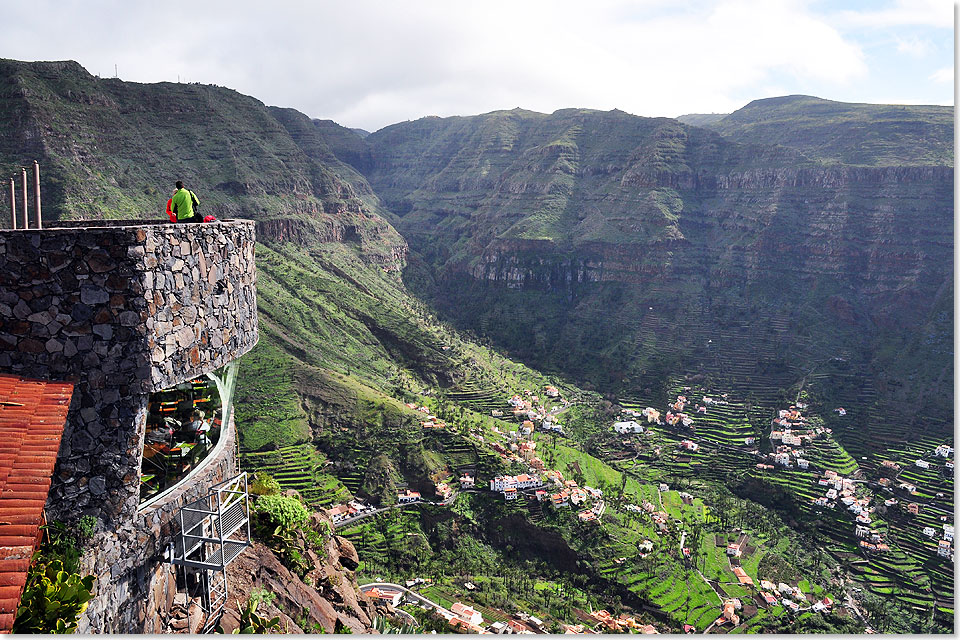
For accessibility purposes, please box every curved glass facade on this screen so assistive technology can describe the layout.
[140,361,239,503]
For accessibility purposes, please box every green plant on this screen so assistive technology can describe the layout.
[42,522,83,574]
[77,516,97,542]
[373,616,421,634]
[255,495,309,534]
[250,473,282,496]
[249,587,276,608]
[217,597,281,634]
[12,559,95,634]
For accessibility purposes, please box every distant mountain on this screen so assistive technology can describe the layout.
[349,127,371,138]
[676,112,728,127]
[710,95,953,166]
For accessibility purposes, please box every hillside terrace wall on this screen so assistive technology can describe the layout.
[0,219,257,632]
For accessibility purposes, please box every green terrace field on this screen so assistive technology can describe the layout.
[241,444,351,507]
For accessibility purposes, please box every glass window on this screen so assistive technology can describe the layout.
[140,361,239,503]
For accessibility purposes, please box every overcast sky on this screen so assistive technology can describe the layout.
[1,0,953,131]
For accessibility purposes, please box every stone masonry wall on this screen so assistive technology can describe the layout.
[0,219,257,632]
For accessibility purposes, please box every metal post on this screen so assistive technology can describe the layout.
[32,161,41,230]
[8,178,15,229]
[20,168,27,229]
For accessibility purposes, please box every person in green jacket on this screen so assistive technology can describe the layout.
[170,180,201,222]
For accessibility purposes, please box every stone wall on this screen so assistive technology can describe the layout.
[0,219,258,632]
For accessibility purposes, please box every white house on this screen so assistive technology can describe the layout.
[774,452,792,467]
[938,540,952,558]
[923,526,937,538]
[490,476,518,491]
[935,444,954,458]
[398,490,421,504]
[796,458,809,469]
[915,459,930,469]
[515,474,541,489]
[944,525,954,542]
[459,474,475,489]
[504,487,518,500]
[613,420,644,434]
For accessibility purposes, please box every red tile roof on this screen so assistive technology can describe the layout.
[0,374,73,633]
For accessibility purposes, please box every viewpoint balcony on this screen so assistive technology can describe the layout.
[0,218,258,521]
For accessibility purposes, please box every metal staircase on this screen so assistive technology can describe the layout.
[169,472,251,632]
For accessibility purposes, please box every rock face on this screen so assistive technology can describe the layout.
[222,533,376,634]
[0,219,258,632]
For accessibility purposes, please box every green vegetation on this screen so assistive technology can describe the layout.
[13,560,95,634]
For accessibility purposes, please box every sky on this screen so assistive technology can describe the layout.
[0,0,953,131]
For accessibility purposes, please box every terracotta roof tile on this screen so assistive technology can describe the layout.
[0,374,73,633]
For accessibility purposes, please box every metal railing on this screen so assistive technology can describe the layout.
[169,472,250,631]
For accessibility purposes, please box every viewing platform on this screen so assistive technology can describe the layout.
[0,218,259,632]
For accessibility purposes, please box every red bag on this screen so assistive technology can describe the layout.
[203,215,218,223]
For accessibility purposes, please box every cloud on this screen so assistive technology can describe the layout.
[0,0,931,131]
[896,35,935,57]
[928,67,953,83]
[833,0,953,29]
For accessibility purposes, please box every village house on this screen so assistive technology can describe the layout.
[937,540,952,558]
[451,602,484,626]
[923,526,937,537]
[436,482,453,500]
[504,487,518,500]
[516,473,541,489]
[732,567,754,586]
[679,440,699,452]
[459,473,475,489]
[935,444,954,458]
[327,504,352,524]
[726,543,742,557]
[797,458,809,469]
[398,489,421,503]
[943,524,954,542]
[578,510,597,523]
[907,502,920,515]
[366,587,403,608]
[744,437,756,445]
[613,420,644,434]
[552,491,570,507]
[545,386,559,398]
[915,459,930,469]
[491,476,519,491]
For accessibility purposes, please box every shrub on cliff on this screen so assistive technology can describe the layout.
[254,494,309,534]
[249,472,282,496]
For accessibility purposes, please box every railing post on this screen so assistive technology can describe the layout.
[8,178,15,229]
[33,161,41,230]
[20,168,27,230]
